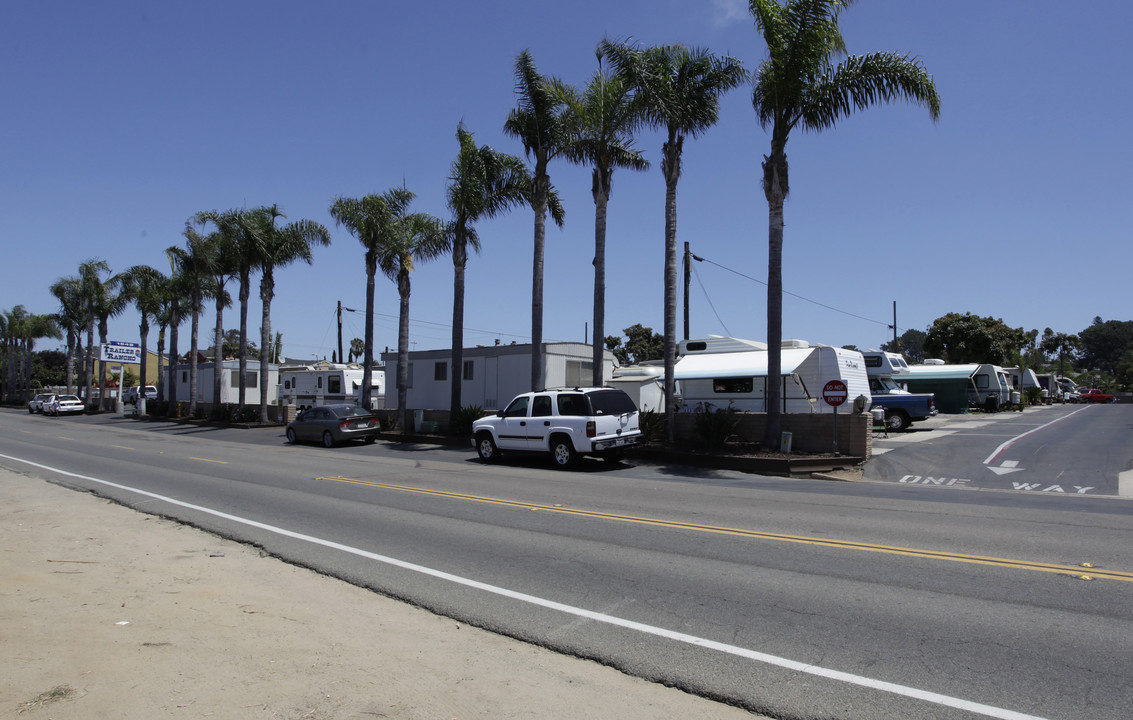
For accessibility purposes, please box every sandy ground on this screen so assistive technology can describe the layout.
[0,469,764,719]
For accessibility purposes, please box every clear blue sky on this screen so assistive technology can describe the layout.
[4,1,1129,362]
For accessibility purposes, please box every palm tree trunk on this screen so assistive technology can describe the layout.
[662,138,682,443]
[98,318,110,411]
[65,331,76,395]
[167,302,180,416]
[259,271,273,423]
[156,325,166,411]
[449,234,467,416]
[213,298,224,410]
[763,152,787,449]
[138,319,150,413]
[238,271,250,407]
[84,317,95,408]
[530,172,549,391]
[362,256,377,411]
[397,269,412,431]
[592,169,610,386]
[188,299,199,418]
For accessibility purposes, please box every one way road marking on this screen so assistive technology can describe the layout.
[988,460,1024,475]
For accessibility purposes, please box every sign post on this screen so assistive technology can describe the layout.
[822,380,848,455]
[101,341,141,414]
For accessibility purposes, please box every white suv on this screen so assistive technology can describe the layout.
[473,387,643,469]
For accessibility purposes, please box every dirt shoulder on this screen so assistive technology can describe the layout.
[1,469,762,719]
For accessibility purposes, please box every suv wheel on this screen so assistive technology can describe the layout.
[550,436,578,469]
[476,433,500,463]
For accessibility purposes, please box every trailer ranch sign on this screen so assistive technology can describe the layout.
[100,341,141,364]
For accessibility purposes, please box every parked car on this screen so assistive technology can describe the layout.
[123,385,158,405]
[45,394,85,416]
[472,387,643,469]
[1080,388,1115,404]
[286,404,381,447]
[27,393,54,413]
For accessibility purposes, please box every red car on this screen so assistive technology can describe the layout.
[1080,388,1115,403]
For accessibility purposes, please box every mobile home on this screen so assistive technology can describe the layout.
[674,337,871,414]
[608,363,665,412]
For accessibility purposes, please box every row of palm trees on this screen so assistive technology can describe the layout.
[8,2,940,445]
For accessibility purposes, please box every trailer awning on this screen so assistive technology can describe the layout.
[675,348,813,380]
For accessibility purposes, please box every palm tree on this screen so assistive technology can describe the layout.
[50,278,86,395]
[600,40,746,439]
[78,259,127,411]
[168,225,217,418]
[750,0,940,446]
[23,313,62,394]
[330,189,414,412]
[378,209,448,430]
[554,54,649,385]
[245,205,331,423]
[120,265,167,413]
[503,50,569,391]
[203,222,239,410]
[445,122,533,416]
[197,209,259,408]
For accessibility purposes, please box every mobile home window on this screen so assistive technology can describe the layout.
[317,376,323,389]
[975,375,989,389]
[434,362,447,381]
[329,375,341,394]
[182,371,187,382]
[565,360,593,387]
[463,360,474,380]
[713,378,754,393]
[246,372,257,388]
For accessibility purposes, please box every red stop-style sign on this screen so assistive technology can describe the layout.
[822,380,848,407]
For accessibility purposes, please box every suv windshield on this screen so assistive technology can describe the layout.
[585,389,637,415]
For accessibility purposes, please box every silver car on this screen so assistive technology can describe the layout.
[286,404,381,448]
[27,393,53,413]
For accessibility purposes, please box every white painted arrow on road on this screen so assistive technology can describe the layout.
[988,460,1025,475]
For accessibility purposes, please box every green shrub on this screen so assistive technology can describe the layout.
[637,409,668,443]
[692,402,740,450]
[450,405,486,436]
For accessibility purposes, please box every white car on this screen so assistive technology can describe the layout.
[45,394,85,416]
[472,387,643,469]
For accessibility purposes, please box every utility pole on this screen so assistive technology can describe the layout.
[337,301,344,364]
[683,242,691,341]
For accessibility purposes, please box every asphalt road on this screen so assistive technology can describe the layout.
[2,407,1130,720]
[866,403,1133,496]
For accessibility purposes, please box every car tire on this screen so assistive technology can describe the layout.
[286,428,298,444]
[550,436,579,469]
[322,431,336,448]
[886,410,910,432]
[476,433,500,463]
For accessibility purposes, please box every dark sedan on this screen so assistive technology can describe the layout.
[286,404,382,447]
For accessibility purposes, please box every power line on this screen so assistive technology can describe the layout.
[693,255,903,333]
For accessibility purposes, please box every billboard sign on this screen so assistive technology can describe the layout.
[101,341,141,364]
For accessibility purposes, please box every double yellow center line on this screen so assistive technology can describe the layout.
[317,476,1133,583]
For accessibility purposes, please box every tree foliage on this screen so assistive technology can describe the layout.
[605,324,664,366]
[923,312,1027,365]
[880,328,927,363]
[1078,317,1133,377]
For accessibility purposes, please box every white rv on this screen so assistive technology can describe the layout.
[608,364,665,412]
[278,363,385,410]
[675,337,871,414]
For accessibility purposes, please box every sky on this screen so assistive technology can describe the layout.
[3,1,1130,363]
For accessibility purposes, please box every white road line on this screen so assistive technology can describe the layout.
[0,453,1049,720]
[982,407,1091,465]
[1120,470,1133,498]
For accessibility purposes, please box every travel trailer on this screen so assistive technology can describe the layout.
[901,362,1011,413]
[674,337,871,414]
[608,363,665,412]
[278,363,385,410]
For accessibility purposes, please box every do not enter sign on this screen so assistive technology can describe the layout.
[822,380,848,407]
